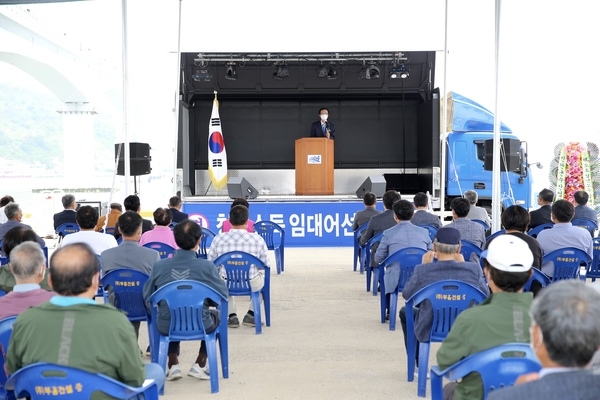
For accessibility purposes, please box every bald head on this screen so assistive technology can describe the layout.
[49,243,99,296]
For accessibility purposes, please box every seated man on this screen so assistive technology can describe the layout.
[0,241,54,319]
[62,205,118,255]
[400,227,489,365]
[352,192,381,231]
[488,280,600,400]
[95,202,122,232]
[411,192,442,229]
[0,195,14,224]
[143,220,228,381]
[0,226,51,294]
[139,207,178,249]
[499,205,543,269]
[208,204,269,328]
[447,197,486,249]
[573,190,598,223]
[528,188,554,229]
[0,203,46,255]
[436,235,534,400]
[6,243,165,393]
[114,195,154,240]
[168,195,189,223]
[53,193,77,230]
[359,190,401,268]
[537,199,593,277]
[464,190,491,229]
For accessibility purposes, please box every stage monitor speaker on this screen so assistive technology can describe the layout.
[227,177,259,199]
[115,142,152,176]
[484,139,521,172]
[356,176,386,198]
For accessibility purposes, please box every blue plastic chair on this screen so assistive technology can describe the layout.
[472,219,490,231]
[5,362,159,400]
[197,228,216,259]
[522,267,551,293]
[104,226,116,235]
[585,237,600,282]
[377,247,427,330]
[485,229,506,243]
[55,223,80,244]
[419,225,438,241]
[430,343,541,400]
[146,280,228,394]
[353,222,369,272]
[460,240,482,264]
[168,222,177,230]
[0,289,6,297]
[100,269,149,322]
[213,251,271,334]
[142,242,175,259]
[542,247,592,282]
[405,280,488,397]
[572,217,598,237]
[254,221,285,274]
[527,223,553,238]
[362,231,383,294]
[0,316,17,400]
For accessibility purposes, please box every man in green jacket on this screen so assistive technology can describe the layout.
[7,243,165,399]
[436,234,535,400]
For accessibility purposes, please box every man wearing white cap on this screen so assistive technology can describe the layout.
[436,234,535,400]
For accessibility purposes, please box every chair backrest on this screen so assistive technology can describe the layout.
[5,362,158,400]
[104,227,116,235]
[363,231,383,267]
[527,223,553,238]
[0,289,6,297]
[355,222,369,245]
[485,229,506,243]
[100,269,150,322]
[381,247,427,292]
[147,280,227,341]
[55,223,80,237]
[419,225,438,241]
[142,242,175,259]
[441,343,541,395]
[472,219,490,230]
[460,240,482,263]
[197,228,216,259]
[213,251,267,296]
[588,237,600,278]
[572,218,598,236]
[0,316,17,393]
[407,280,487,342]
[522,267,551,293]
[542,247,592,282]
[168,222,177,230]
[254,221,285,250]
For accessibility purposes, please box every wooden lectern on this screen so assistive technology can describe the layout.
[295,138,334,195]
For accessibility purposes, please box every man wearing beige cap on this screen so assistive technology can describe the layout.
[436,234,535,400]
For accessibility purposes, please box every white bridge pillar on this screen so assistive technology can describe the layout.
[58,101,97,184]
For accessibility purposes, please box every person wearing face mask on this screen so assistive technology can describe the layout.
[435,235,534,400]
[310,107,336,139]
[487,280,600,400]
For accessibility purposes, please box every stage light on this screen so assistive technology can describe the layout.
[317,63,338,80]
[273,65,289,80]
[358,64,380,80]
[317,64,329,78]
[389,63,409,79]
[225,63,237,80]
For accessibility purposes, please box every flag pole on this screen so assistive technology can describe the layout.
[172,0,183,196]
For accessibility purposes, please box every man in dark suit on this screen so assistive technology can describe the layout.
[53,194,77,230]
[168,196,189,223]
[309,107,336,139]
[352,192,381,231]
[573,190,598,223]
[359,190,401,267]
[411,192,442,229]
[528,188,554,229]
[488,280,600,400]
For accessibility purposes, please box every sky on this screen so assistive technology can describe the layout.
[1,0,599,195]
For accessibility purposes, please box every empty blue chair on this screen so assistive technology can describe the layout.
[146,280,228,394]
[0,316,17,400]
[542,247,592,282]
[142,242,175,259]
[213,251,271,334]
[430,343,541,400]
[419,225,438,241]
[353,222,369,272]
[522,267,551,293]
[100,269,149,322]
[5,362,159,400]
[460,240,482,264]
[362,231,383,294]
[405,280,488,397]
[197,228,216,259]
[254,221,285,274]
[585,237,600,282]
[377,247,427,330]
[527,223,553,238]
[485,229,506,243]
[572,217,598,237]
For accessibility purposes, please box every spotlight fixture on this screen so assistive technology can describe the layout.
[192,69,211,82]
[317,63,339,80]
[225,63,237,80]
[358,64,380,80]
[389,63,409,79]
[273,65,289,80]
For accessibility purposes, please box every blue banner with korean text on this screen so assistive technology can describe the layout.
[182,201,383,247]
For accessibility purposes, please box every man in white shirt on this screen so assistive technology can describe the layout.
[62,205,118,255]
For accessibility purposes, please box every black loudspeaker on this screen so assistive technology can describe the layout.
[227,177,259,199]
[356,176,387,198]
[115,142,152,176]
[484,139,520,172]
